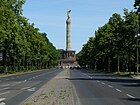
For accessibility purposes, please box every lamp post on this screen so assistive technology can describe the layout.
[134,1,140,75]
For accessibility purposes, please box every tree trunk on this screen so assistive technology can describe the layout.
[95,61,97,71]
[118,55,120,73]
[108,57,110,72]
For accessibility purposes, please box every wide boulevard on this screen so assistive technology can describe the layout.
[70,69,140,105]
[0,68,140,105]
[0,69,60,105]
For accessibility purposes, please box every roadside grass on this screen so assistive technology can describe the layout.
[113,72,130,76]
[113,71,140,77]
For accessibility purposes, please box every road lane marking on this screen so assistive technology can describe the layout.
[0,98,6,102]
[21,87,30,90]
[97,80,100,82]
[101,82,105,85]
[23,80,27,82]
[88,76,92,79]
[0,91,10,95]
[108,85,113,88]
[0,102,6,105]
[27,87,36,92]
[126,94,135,99]
[17,81,22,84]
[0,84,10,87]
[0,87,10,91]
[72,83,81,105]
[115,89,122,92]
[82,73,88,77]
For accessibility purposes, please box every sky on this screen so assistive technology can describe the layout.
[22,0,134,53]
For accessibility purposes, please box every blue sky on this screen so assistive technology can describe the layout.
[23,0,134,53]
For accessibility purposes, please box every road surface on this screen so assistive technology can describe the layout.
[0,69,61,105]
[70,69,140,105]
[0,68,140,105]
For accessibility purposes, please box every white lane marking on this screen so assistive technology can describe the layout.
[82,73,89,77]
[17,81,22,84]
[72,83,81,105]
[0,98,6,102]
[81,73,93,79]
[101,82,105,85]
[24,80,27,82]
[11,83,17,86]
[87,75,92,79]
[0,84,10,87]
[21,87,30,90]
[115,89,122,92]
[0,102,6,105]
[11,81,22,86]
[0,87,10,91]
[27,87,36,92]
[0,91,10,95]
[108,85,113,88]
[126,94,135,99]
[97,80,100,82]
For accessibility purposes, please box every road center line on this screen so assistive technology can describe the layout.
[0,102,6,105]
[101,82,105,85]
[0,84,10,87]
[0,91,10,96]
[23,80,27,82]
[0,87,10,91]
[115,88,122,92]
[126,94,135,99]
[0,98,6,102]
[108,85,113,88]
[21,87,30,90]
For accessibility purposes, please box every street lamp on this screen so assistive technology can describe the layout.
[134,2,140,75]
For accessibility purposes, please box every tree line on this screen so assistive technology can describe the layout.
[0,0,60,73]
[77,6,140,74]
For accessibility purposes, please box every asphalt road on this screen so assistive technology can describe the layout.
[70,69,140,105]
[1,68,140,105]
[0,69,61,105]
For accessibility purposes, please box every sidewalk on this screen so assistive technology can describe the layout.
[21,69,80,105]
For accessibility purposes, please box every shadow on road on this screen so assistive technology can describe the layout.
[121,83,140,87]
[70,70,140,88]
[68,77,94,81]
[121,98,140,102]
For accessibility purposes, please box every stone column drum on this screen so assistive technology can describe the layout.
[66,9,72,51]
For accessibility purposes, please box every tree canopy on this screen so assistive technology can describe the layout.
[77,9,139,74]
[0,0,60,73]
